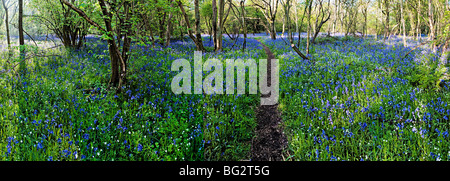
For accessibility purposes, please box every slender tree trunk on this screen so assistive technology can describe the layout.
[407,0,416,39]
[297,2,307,47]
[283,0,293,44]
[240,0,247,51]
[177,0,205,51]
[417,0,421,41]
[61,0,128,88]
[121,2,131,70]
[384,0,390,42]
[294,1,299,36]
[260,19,271,35]
[178,14,184,40]
[156,0,167,46]
[19,0,24,58]
[375,3,378,40]
[311,15,331,44]
[333,1,337,34]
[364,3,368,37]
[1,0,10,51]
[141,13,156,48]
[353,3,357,36]
[252,0,278,39]
[165,0,174,47]
[270,20,276,39]
[194,0,203,50]
[428,0,435,50]
[99,0,122,86]
[306,0,311,54]
[311,0,331,44]
[212,0,218,50]
[205,17,212,42]
[282,15,285,37]
[216,0,225,51]
[401,0,406,46]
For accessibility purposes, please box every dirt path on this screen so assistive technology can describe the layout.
[251,40,287,161]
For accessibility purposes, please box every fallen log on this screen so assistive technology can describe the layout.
[291,44,309,60]
[402,41,430,60]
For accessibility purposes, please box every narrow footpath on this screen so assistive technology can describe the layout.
[251,40,288,161]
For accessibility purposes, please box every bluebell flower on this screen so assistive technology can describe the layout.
[443,131,449,138]
[83,133,89,140]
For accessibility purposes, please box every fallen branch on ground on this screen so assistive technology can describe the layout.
[402,41,430,60]
[291,44,309,60]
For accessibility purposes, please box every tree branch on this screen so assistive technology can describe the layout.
[60,0,105,32]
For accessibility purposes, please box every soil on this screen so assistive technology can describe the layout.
[251,40,288,161]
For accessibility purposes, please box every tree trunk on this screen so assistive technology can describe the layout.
[364,3,368,37]
[251,0,278,39]
[61,0,128,88]
[311,0,331,44]
[311,15,330,44]
[212,0,218,50]
[282,15,285,37]
[240,0,247,51]
[401,0,406,46]
[297,2,308,47]
[407,0,416,39]
[306,0,311,54]
[260,19,271,35]
[98,0,124,87]
[19,0,24,56]
[384,0,390,42]
[194,0,203,50]
[294,1,299,36]
[283,0,293,44]
[177,0,205,51]
[18,0,25,74]
[165,0,174,47]
[375,3,378,40]
[205,17,212,42]
[417,0,421,41]
[270,20,276,39]
[1,0,10,51]
[216,0,225,51]
[178,14,184,40]
[141,13,156,48]
[428,0,435,50]
[333,1,337,34]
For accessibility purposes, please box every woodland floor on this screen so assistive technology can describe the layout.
[251,40,288,161]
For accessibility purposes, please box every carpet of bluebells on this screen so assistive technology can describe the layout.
[1,33,449,161]
[265,35,450,161]
[0,35,264,161]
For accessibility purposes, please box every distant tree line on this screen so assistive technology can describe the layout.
[1,0,449,89]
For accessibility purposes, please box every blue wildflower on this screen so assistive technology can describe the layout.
[83,133,89,140]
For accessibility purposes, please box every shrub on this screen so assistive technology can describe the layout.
[406,54,448,91]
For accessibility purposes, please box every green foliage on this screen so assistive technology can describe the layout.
[30,0,96,49]
[405,56,448,91]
